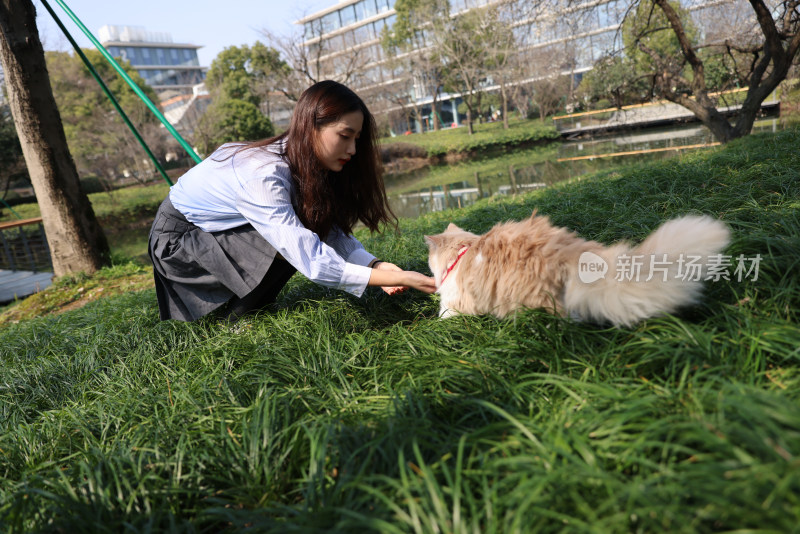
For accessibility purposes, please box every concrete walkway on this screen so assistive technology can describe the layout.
[555,99,780,136]
[0,270,53,304]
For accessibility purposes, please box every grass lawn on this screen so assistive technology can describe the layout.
[380,117,559,157]
[0,127,798,532]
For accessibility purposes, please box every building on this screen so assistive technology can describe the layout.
[297,1,403,126]
[99,25,206,97]
[160,84,211,138]
[296,0,740,133]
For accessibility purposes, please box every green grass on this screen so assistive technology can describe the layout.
[1,127,799,532]
[0,183,169,266]
[381,117,560,157]
[0,182,170,224]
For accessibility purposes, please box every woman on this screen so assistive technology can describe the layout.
[148,80,436,321]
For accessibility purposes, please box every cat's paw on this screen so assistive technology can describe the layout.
[439,306,460,319]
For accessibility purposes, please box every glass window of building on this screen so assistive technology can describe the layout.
[340,5,356,27]
[322,11,341,34]
[170,49,179,63]
[327,34,345,52]
[449,0,466,12]
[356,0,378,20]
[591,30,614,60]
[574,36,592,68]
[126,47,136,62]
[342,30,356,48]
[156,48,166,65]
[607,0,624,24]
[378,0,391,13]
[363,67,378,84]
[353,23,371,43]
[597,2,611,27]
[141,47,151,64]
[371,44,384,62]
[372,18,386,36]
[512,23,529,43]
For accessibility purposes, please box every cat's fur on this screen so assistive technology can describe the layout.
[424,212,731,326]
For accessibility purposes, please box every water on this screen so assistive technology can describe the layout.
[386,118,784,219]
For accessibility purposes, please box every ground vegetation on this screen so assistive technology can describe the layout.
[1,126,798,531]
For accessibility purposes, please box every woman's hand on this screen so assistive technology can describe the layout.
[373,261,406,295]
[368,261,437,295]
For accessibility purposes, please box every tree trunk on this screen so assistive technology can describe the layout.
[0,0,109,276]
[431,84,441,131]
[411,102,423,134]
[500,82,509,130]
[650,0,800,143]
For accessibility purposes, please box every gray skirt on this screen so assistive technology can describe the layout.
[148,196,294,321]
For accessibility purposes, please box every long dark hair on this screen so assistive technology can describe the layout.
[226,80,395,238]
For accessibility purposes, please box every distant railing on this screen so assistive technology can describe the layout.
[0,217,52,272]
[553,88,780,133]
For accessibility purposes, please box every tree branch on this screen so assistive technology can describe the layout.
[652,0,707,92]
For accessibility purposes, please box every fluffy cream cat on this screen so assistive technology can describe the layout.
[424,212,731,326]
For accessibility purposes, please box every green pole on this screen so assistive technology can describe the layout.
[40,0,173,186]
[1,197,22,219]
[53,0,203,165]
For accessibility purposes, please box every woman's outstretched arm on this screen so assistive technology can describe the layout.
[367,261,436,294]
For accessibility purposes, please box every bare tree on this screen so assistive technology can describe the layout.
[260,16,373,103]
[426,6,491,135]
[379,77,426,133]
[379,50,444,134]
[0,0,109,275]
[381,0,448,132]
[521,43,577,119]
[473,0,540,129]
[625,0,800,142]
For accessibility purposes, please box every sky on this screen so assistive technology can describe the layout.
[33,0,334,67]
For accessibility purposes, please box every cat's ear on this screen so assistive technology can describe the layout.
[446,223,462,232]
[424,235,437,248]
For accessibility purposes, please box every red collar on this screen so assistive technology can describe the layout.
[440,246,470,285]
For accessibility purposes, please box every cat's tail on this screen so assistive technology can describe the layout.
[564,215,731,327]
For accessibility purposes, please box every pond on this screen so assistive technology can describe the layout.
[385,117,784,219]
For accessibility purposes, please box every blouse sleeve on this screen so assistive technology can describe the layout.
[233,162,373,297]
[324,226,377,268]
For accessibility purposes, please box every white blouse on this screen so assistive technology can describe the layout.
[169,143,375,297]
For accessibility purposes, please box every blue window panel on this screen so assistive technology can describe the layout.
[354,22,372,43]
[340,5,356,27]
[356,0,378,20]
[322,11,341,33]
